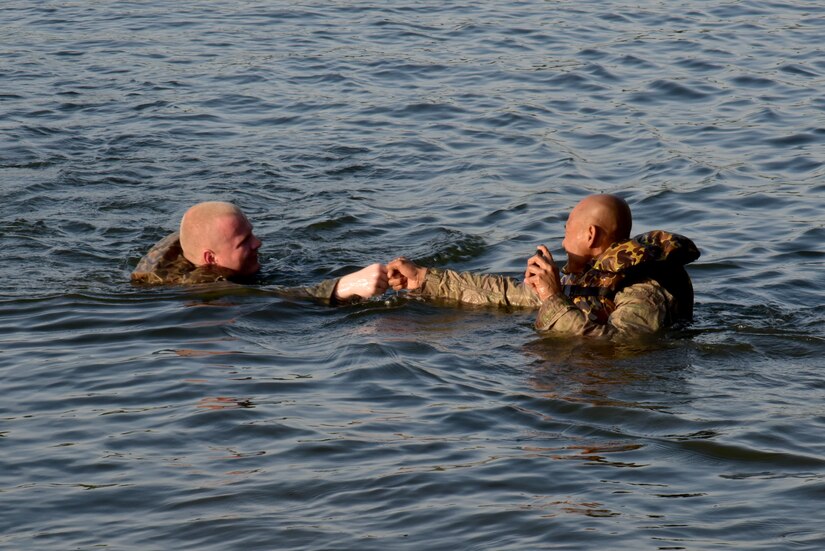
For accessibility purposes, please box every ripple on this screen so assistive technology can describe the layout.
[639,79,714,102]
[3,1,825,549]
[765,131,824,146]
[730,75,777,88]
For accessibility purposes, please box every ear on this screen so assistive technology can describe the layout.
[203,250,217,265]
[586,225,599,248]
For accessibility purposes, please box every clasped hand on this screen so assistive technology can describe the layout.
[333,245,560,302]
[332,256,427,301]
[386,257,427,291]
[524,244,562,302]
[334,263,389,301]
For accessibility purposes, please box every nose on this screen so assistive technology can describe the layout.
[252,235,262,251]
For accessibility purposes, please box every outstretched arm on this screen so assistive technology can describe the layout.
[334,263,389,301]
[273,264,388,305]
[387,257,541,308]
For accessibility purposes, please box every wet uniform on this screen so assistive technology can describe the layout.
[410,231,699,338]
[131,232,341,304]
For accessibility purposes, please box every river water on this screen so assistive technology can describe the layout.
[1,1,824,549]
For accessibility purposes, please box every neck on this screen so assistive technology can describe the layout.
[565,254,593,274]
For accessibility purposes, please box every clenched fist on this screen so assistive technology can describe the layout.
[334,263,389,300]
[387,257,427,291]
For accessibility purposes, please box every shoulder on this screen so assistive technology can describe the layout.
[131,232,197,285]
[633,230,700,265]
[595,230,700,274]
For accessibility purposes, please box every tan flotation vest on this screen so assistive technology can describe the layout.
[560,230,700,324]
[131,232,238,285]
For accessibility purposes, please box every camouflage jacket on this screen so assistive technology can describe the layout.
[413,230,699,338]
[131,232,340,304]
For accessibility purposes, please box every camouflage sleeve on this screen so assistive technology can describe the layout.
[269,278,342,305]
[415,268,542,308]
[535,280,670,337]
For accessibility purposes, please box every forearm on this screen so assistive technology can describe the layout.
[417,268,541,308]
[269,278,342,305]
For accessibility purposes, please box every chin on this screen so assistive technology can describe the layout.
[246,262,261,276]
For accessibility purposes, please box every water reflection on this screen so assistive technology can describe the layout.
[175,349,237,357]
[508,496,622,519]
[4,0,825,546]
[521,442,647,468]
[523,336,693,411]
[196,397,256,410]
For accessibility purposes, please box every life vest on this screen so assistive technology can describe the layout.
[560,230,700,324]
[131,232,237,285]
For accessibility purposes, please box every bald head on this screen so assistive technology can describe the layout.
[573,194,632,243]
[562,194,632,272]
[179,201,261,275]
[179,201,243,265]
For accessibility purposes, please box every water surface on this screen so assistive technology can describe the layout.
[1,1,824,549]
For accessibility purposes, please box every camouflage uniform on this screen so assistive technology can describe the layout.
[412,231,699,338]
[131,232,340,303]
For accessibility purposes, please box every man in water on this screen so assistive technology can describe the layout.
[132,201,388,304]
[387,194,699,337]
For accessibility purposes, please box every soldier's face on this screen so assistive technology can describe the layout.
[212,214,262,275]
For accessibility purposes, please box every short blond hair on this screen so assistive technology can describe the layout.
[179,201,245,265]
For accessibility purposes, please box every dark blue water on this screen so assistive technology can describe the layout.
[1,2,824,549]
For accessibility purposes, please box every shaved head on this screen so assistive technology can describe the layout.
[179,201,261,275]
[180,201,243,264]
[562,194,632,272]
[574,194,632,243]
